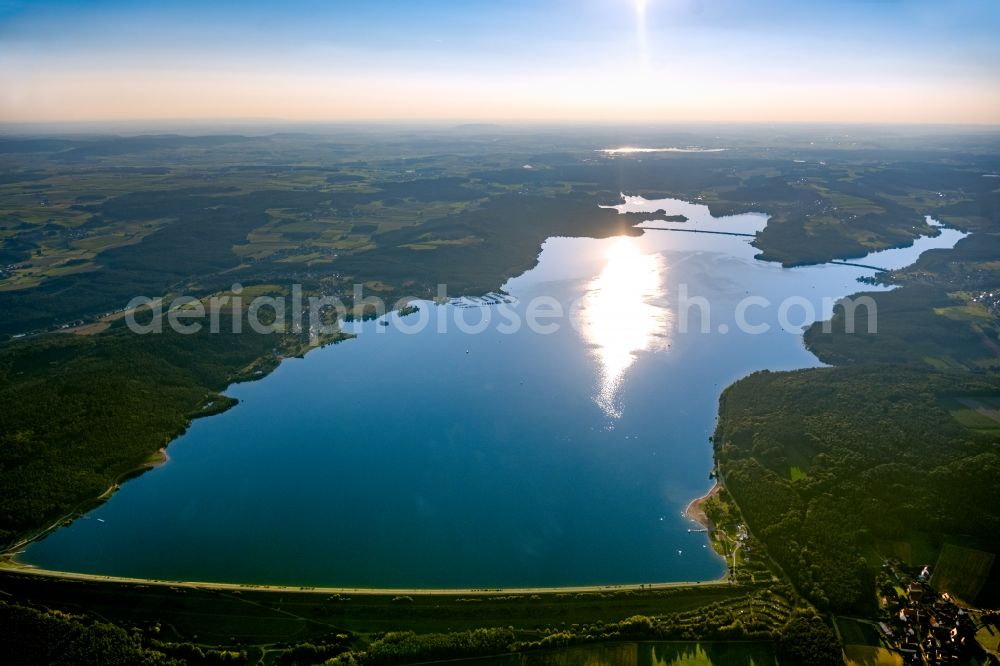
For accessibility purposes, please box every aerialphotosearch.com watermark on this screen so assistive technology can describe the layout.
[124,283,877,344]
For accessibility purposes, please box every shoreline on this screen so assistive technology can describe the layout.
[4,421,731,596]
[684,481,720,530]
[0,320,353,561]
[0,563,731,597]
[1,447,169,558]
[2,254,745,598]
[3,480,731,594]
[4,475,731,595]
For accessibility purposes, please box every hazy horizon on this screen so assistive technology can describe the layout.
[2,0,999,125]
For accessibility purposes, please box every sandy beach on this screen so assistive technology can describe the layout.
[0,563,729,597]
[684,481,720,530]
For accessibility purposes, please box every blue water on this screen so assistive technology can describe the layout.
[21,197,965,588]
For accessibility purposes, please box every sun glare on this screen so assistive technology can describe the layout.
[634,0,650,66]
[578,236,670,419]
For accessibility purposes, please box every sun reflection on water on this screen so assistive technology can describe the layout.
[578,236,670,419]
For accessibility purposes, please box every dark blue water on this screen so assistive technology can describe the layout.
[21,197,964,588]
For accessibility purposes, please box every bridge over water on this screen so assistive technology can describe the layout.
[642,226,888,272]
[641,226,756,238]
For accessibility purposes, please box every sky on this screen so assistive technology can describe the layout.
[1,0,999,125]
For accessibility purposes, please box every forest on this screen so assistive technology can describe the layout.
[1,129,998,661]
[0,590,843,666]
[0,314,325,546]
[715,366,1000,611]
[2,133,996,555]
[715,199,1000,612]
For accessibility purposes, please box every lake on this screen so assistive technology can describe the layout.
[20,196,965,588]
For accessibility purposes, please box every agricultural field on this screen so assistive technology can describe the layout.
[930,545,997,604]
[3,131,997,338]
[1,129,997,665]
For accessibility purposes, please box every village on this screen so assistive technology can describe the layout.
[875,561,999,664]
